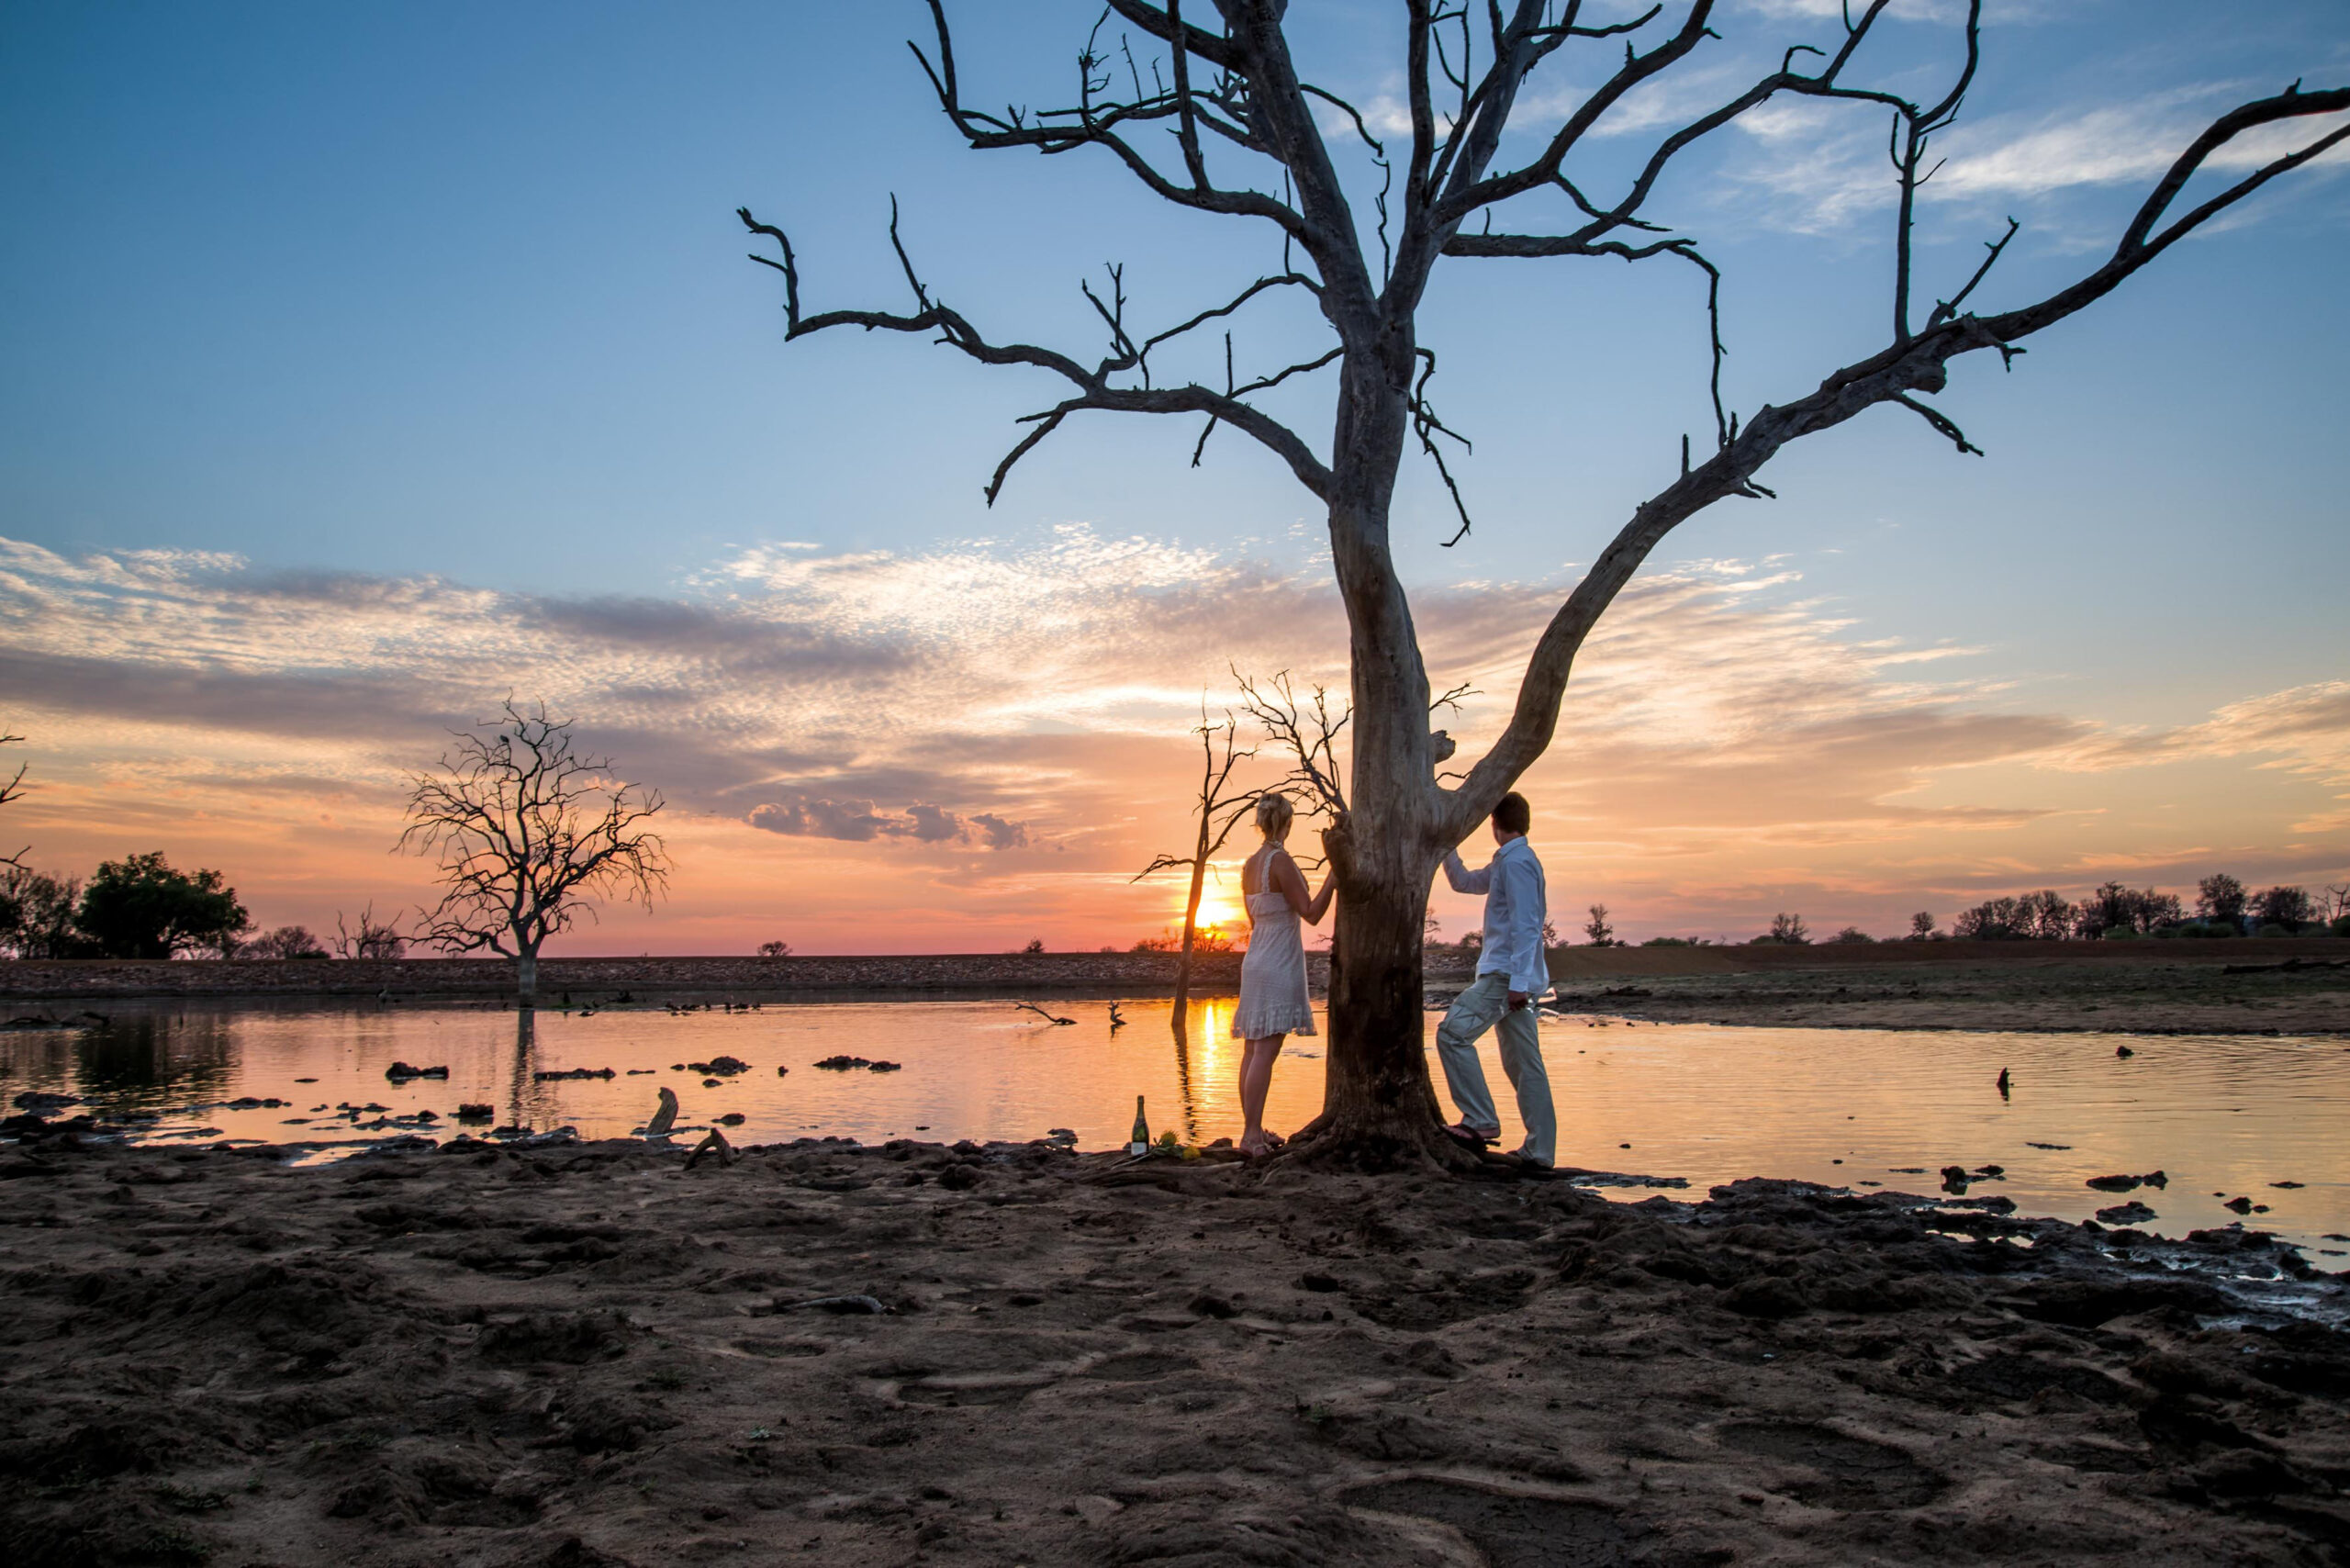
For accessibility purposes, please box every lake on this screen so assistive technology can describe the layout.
[5,993,2344,1267]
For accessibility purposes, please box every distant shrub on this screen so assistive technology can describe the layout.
[1953,890,2071,941]
[2255,923,2293,939]
[757,939,792,958]
[2254,885,2312,933]
[2073,882,2184,938]
[2101,924,2142,942]
[1642,936,1700,947]
[2333,915,2350,937]
[1830,926,1874,945]
[1751,913,1810,946]
[1023,938,1046,954]
[2177,920,2234,938]
[243,924,329,960]
[2196,873,2247,924]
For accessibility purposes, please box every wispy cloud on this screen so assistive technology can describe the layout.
[2,532,2341,946]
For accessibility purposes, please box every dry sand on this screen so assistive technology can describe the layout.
[4,1126,2347,1567]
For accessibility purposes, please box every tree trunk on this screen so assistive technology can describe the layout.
[515,951,539,1009]
[1293,359,1467,1169]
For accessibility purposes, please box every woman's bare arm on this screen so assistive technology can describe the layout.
[1271,850,1335,924]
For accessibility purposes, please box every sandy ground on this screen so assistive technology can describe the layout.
[4,1126,2348,1567]
[1535,957,2350,1036]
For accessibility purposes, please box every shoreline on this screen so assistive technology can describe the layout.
[2,1129,2344,1566]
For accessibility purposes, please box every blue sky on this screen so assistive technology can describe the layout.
[2,1,2346,948]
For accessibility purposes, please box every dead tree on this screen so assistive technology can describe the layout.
[740,3,2349,1167]
[398,698,668,1006]
[1133,707,1256,1022]
[1,728,28,868]
[333,902,409,960]
[1235,671,1349,839]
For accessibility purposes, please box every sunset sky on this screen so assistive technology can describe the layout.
[4,1,2345,955]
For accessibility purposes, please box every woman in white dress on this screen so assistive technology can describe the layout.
[1232,792,1335,1156]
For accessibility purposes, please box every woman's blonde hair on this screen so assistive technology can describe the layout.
[1254,791,1294,838]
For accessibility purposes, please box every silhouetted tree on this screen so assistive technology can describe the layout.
[1763,913,1810,946]
[1953,890,2072,941]
[758,939,793,958]
[400,699,668,1006]
[333,902,408,959]
[0,866,88,958]
[2197,873,2248,925]
[74,852,250,959]
[0,728,28,869]
[1134,706,1257,1023]
[740,2,2348,1164]
[1831,925,1874,945]
[243,924,330,960]
[2254,885,2312,933]
[2073,881,2184,937]
[1908,912,1937,942]
[1583,903,1614,946]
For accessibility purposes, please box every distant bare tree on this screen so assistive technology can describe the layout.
[1908,912,1937,942]
[758,939,793,958]
[1,728,28,868]
[1583,903,1613,946]
[740,3,2347,1163]
[333,902,408,960]
[2326,884,2350,924]
[1134,706,1257,1024]
[399,699,668,1006]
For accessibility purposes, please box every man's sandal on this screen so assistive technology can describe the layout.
[1444,1122,1500,1148]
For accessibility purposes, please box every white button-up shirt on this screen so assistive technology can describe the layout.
[1443,834,1550,995]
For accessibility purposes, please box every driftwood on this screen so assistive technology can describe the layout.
[1014,1002,1076,1025]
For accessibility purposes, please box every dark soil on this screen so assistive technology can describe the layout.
[1,1134,2346,1565]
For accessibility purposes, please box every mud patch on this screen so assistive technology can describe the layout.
[1719,1421,1945,1510]
[1342,1479,1648,1567]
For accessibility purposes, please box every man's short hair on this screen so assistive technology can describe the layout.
[1493,792,1530,834]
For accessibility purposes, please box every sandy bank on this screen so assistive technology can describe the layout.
[2,1126,2346,1566]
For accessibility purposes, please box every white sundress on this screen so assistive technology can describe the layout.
[1233,874,1316,1040]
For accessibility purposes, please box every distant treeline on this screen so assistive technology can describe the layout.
[1583,873,2349,949]
[0,852,406,961]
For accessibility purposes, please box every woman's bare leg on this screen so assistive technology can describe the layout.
[1238,1034,1283,1154]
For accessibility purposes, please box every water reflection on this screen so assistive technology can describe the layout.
[1167,999,1234,1143]
[2,996,2344,1268]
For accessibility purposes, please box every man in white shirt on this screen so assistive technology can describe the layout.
[1435,790,1557,1166]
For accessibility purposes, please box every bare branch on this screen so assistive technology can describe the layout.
[1448,76,2350,835]
[1235,668,1350,825]
[398,698,669,965]
[0,730,26,869]
[739,205,1337,502]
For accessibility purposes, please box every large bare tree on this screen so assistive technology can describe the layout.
[741,2,2348,1165]
[400,699,669,1005]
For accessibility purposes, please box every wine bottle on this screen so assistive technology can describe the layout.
[1129,1095,1149,1156]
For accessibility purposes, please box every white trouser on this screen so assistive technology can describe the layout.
[1435,971,1556,1166]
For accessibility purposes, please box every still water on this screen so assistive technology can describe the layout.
[6,994,2344,1265]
